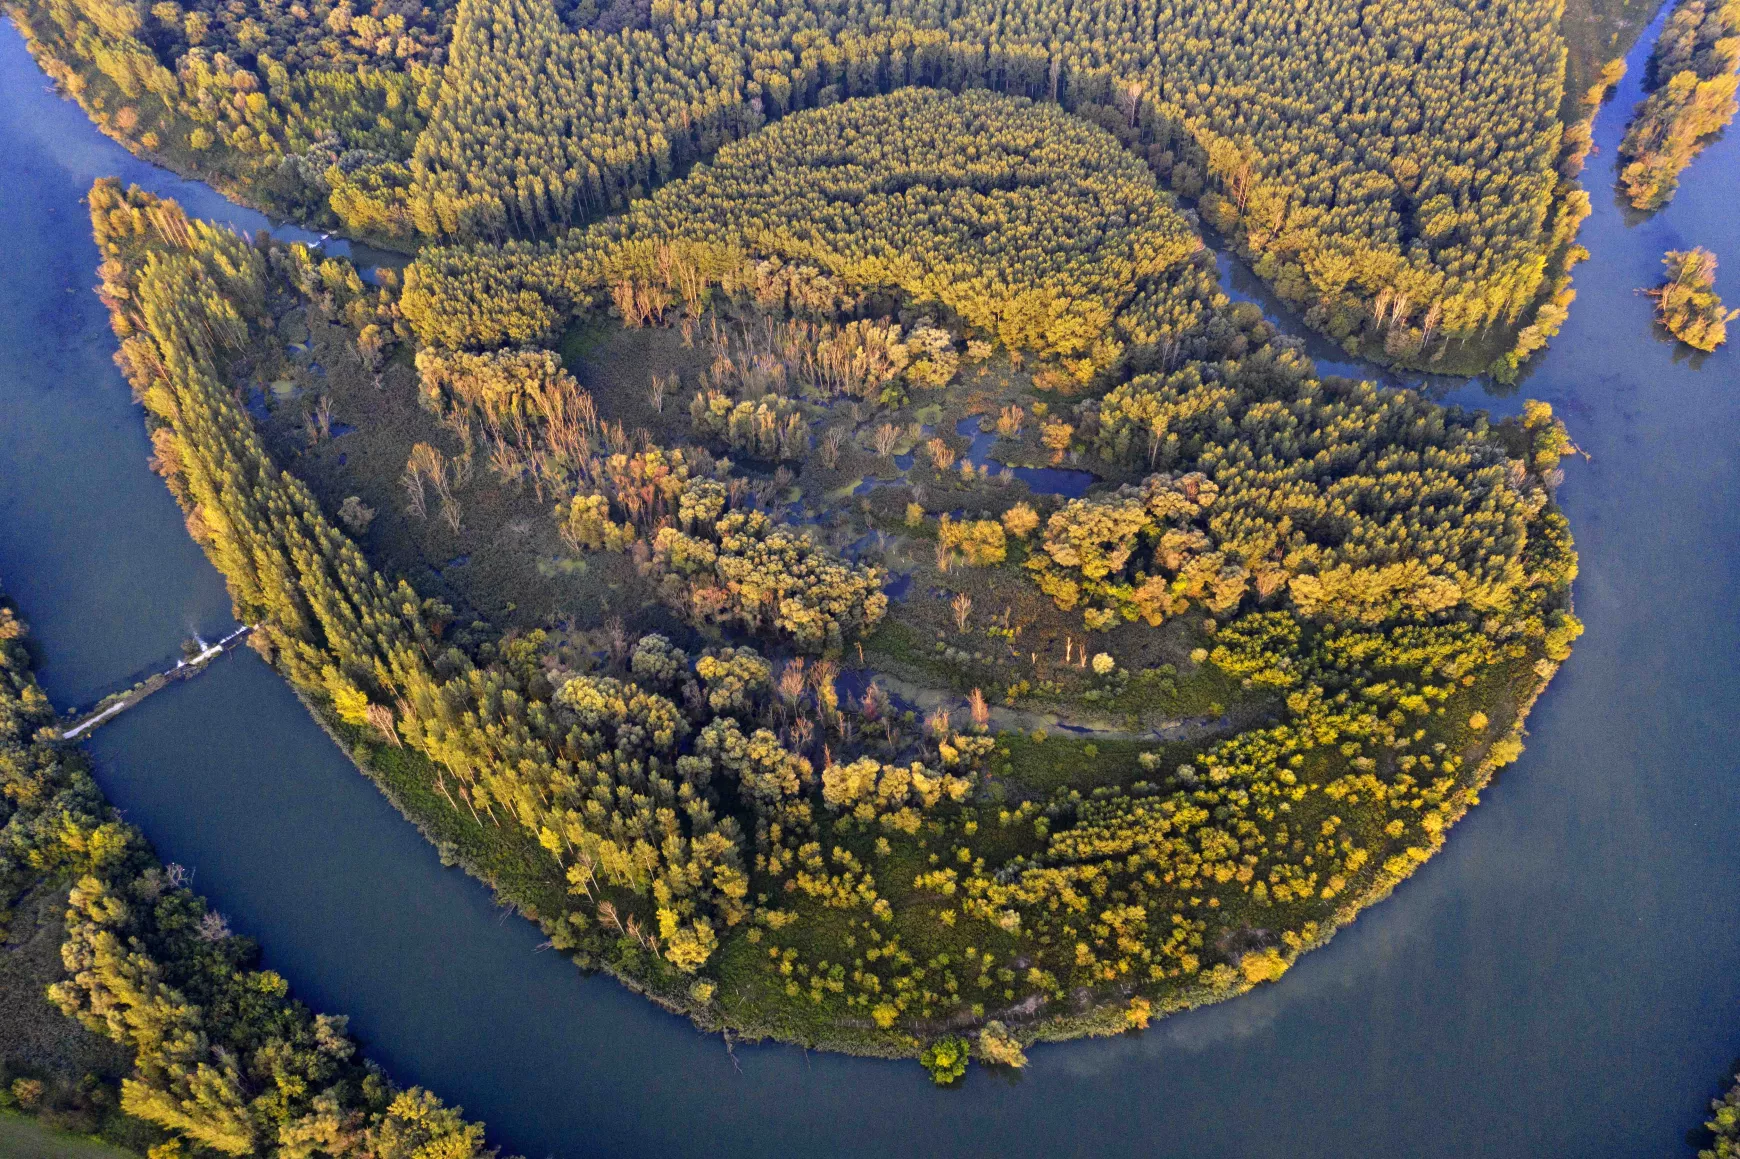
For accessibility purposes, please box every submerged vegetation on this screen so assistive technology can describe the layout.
[1648,247,1736,350]
[1617,0,1740,210]
[0,589,500,1156]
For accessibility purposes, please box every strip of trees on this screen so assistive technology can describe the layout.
[1618,0,1740,210]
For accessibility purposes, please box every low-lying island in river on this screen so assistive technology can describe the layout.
[7,0,1740,1145]
[82,124,1580,1074]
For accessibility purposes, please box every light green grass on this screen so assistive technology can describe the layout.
[0,1114,135,1159]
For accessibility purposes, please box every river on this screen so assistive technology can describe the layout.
[0,11,1735,1156]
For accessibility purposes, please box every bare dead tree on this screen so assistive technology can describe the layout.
[313,394,335,441]
[968,688,991,731]
[402,463,428,519]
[605,617,629,668]
[196,911,233,942]
[364,702,401,747]
[873,423,900,457]
[1118,79,1144,127]
[821,427,847,469]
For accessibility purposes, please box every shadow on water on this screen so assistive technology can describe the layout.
[953,416,1098,497]
[4,5,1740,1155]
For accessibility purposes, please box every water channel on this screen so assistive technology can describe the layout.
[0,9,1736,1155]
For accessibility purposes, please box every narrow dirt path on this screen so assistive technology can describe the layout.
[866,671,1231,742]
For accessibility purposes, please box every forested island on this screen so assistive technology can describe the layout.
[73,65,1583,1079]
[1649,247,1736,349]
[1617,0,1740,209]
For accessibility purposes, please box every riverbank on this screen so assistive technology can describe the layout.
[0,584,501,1159]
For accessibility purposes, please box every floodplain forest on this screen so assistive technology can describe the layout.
[11,0,1736,1136]
[79,90,1581,1087]
[16,0,1594,379]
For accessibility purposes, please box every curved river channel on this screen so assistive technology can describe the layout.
[2,11,1737,1156]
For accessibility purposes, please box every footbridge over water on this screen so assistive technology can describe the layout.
[60,624,256,740]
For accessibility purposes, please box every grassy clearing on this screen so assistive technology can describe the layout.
[0,1114,136,1159]
[0,888,155,1157]
[250,304,670,638]
[0,890,128,1083]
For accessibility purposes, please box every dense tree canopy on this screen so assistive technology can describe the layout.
[1618,0,1740,209]
[19,0,1592,371]
[401,0,1569,337]
[1057,346,1558,628]
[391,0,1577,369]
[12,0,452,223]
[1649,247,1736,350]
[404,90,1219,381]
